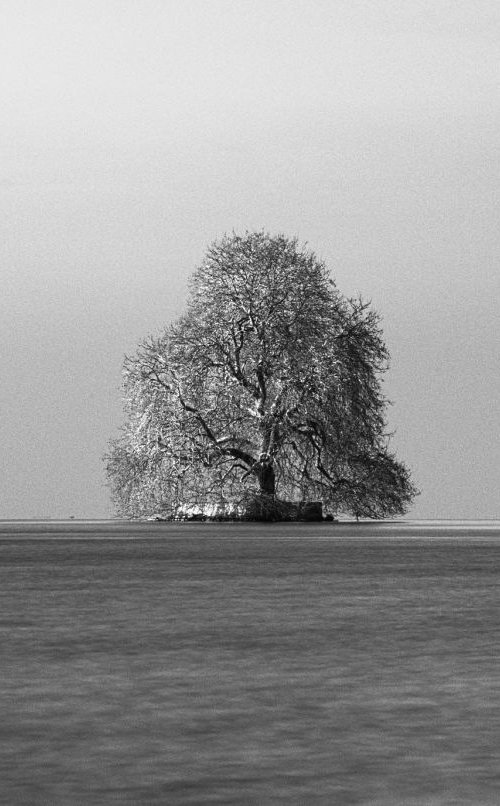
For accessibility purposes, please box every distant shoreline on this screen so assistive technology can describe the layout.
[2,518,500,524]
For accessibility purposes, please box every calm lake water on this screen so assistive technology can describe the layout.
[1,520,500,805]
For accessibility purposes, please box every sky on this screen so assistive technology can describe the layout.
[1,0,499,519]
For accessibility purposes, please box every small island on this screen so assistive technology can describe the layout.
[147,497,328,523]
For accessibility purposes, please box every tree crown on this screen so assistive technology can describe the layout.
[106,231,417,519]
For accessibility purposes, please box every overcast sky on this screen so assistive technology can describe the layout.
[1,0,499,518]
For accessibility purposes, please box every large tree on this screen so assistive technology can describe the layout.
[106,232,417,518]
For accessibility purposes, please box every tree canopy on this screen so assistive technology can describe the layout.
[106,232,417,519]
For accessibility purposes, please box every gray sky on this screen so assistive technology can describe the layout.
[1,0,499,519]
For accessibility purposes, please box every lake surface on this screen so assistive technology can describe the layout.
[1,520,500,805]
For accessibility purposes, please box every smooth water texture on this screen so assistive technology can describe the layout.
[1,521,500,805]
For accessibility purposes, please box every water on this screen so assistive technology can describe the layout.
[1,520,500,805]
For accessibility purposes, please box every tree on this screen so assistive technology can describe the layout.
[106,232,417,519]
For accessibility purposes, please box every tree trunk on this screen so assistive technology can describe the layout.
[255,461,276,497]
